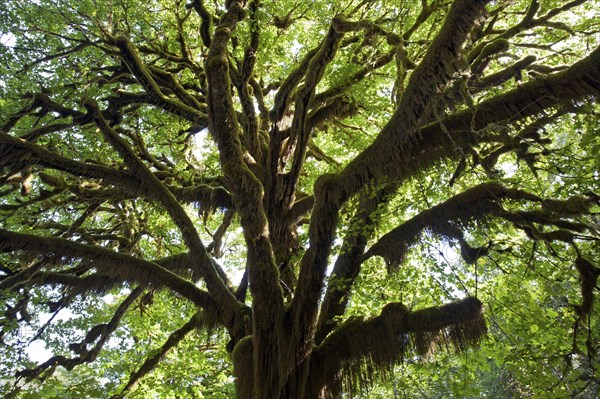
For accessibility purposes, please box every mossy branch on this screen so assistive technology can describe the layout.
[205,0,283,303]
[2,271,121,294]
[470,0,586,60]
[269,46,320,122]
[316,185,395,344]
[112,36,206,121]
[0,229,217,311]
[18,122,73,142]
[311,49,395,109]
[312,297,486,396]
[283,22,345,210]
[573,257,600,318]
[205,5,287,396]
[471,55,537,91]
[0,131,144,192]
[187,0,213,47]
[1,92,86,134]
[102,90,208,125]
[1,131,231,210]
[402,0,439,40]
[334,43,600,206]
[364,182,598,269]
[290,0,492,347]
[85,99,240,324]
[363,182,536,266]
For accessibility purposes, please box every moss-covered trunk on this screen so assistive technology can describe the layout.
[231,333,308,399]
[231,343,334,399]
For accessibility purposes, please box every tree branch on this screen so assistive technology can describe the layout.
[16,287,143,382]
[115,311,203,397]
[1,131,232,208]
[187,0,214,48]
[0,229,217,313]
[111,36,206,120]
[290,0,491,353]
[335,43,600,205]
[204,4,285,395]
[0,131,142,192]
[281,19,346,210]
[363,182,538,265]
[316,185,395,344]
[311,297,486,396]
[83,99,241,331]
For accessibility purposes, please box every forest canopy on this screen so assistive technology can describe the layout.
[1,0,599,398]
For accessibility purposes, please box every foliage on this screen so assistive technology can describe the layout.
[1,0,599,398]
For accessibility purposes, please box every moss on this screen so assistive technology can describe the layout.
[313,298,486,396]
[231,336,254,399]
[468,38,510,67]
[542,196,591,215]
[574,257,600,317]
[365,182,507,267]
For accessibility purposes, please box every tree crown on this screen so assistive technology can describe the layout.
[1,0,599,397]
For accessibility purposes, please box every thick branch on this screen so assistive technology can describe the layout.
[0,132,232,209]
[187,0,213,47]
[171,184,234,209]
[316,185,395,344]
[2,271,120,294]
[205,3,285,396]
[269,46,320,122]
[311,297,486,395]
[283,21,345,209]
[336,43,600,204]
[205,0,283,303]
[0,229,216,313]
[290,0,491,350]
[363,182,539,265]
[83,99,241,330]
[0,132,142,191]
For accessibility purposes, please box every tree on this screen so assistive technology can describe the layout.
[1,0,599,397]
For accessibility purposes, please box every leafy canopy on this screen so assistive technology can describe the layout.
[1,0,599,398]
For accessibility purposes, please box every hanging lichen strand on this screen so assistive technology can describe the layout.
[0,0,599,398]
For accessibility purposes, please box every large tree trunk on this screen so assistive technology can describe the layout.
[228,296,486,398]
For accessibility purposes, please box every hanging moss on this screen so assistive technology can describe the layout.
[573,257,600,318]
[313,298,486,397]
[231,336,254,398]
[364,182,509,268]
